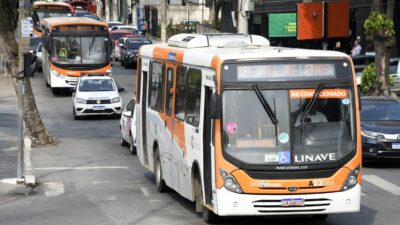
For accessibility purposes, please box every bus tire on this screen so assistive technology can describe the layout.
[129,136,136,155]
[154,148,168,192]
[195,175,219,223]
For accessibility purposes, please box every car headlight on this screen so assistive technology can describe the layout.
[341,166,361,191]
[52,69,64,78]
[111,97,120,103]
[75,98,86,104]
[361,130,384,142]
[220,168,242,194]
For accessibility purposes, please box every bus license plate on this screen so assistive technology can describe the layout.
[93,106,105,111]
[392,143,400,149]
[281,198,305,207]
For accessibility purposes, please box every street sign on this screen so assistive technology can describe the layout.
[21,18,31,38]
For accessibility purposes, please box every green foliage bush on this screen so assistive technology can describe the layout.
[361,63,376,93]
[364,12,395,46]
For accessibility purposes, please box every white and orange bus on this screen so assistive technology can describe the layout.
[32,1,73,37]
[135,33,361,222]
[42,17,112,94]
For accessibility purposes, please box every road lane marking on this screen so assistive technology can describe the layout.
[34,166,130,170]
[363,175,400,196]
[44,182,64,197]
[361,192,367,196]
[2,147,17,152]
[92,181,111,184]
[140,186,149,197]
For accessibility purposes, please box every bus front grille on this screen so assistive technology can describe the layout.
[252,198,332,213]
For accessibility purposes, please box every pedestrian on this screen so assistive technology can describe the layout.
[141,20,148,36]
[351,40,362,57]
[333,41,342,52]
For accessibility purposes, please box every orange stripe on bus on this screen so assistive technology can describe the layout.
[152,47,184,63]
[50,63,111,77]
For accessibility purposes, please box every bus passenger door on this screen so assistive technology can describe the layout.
[140,60,149,167]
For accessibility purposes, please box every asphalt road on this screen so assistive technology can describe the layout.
[0,63,400,225]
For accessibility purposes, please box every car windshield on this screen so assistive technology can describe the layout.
[127,41,150,49]
[361,101,400,121]
[29,38,42,50]
[51,36,110,65]
[111,33,129,40]
[79,79,115,92]
[222,88,355,166]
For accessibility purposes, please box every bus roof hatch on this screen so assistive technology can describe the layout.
[167,33,270,49]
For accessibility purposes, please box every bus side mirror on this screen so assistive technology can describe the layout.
[210,94,221,119]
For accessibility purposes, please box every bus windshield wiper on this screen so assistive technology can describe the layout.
[301,83,324,124]
[253,85,278,125]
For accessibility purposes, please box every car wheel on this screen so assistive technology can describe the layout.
[120,132,128,146]
[154,148,168,192]
[129,136,136,155]
[121,58,124,66]
[73,108,80,120]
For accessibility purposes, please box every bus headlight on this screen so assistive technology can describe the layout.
[111,97,120,103]
[75,98,86,104]
[341,166,360,191]
[52,69,64,78]
[220,168,243,194]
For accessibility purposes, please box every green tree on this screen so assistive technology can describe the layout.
[363,0,396,96]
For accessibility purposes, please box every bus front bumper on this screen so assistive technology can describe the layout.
[50,70,78,88]
[215,184,361,216]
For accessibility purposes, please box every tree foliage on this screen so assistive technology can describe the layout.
[364,12,395,46]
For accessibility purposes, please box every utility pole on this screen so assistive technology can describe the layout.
[113,0,118,21]
[105,0,110,21]
[132,1,138,28]
[17,0,30,182]
[237,0,249,34]
[160,0,167,42]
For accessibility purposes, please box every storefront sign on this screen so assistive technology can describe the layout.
[268,13,297,37]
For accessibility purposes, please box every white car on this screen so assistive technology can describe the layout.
[72,74,122,120]
[35,43,42,71]
[120,98,136,154]
[110,25,138,35]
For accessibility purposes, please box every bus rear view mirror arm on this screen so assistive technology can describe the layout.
[210,94,221,119]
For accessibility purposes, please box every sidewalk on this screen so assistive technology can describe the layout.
[0,76,33,197]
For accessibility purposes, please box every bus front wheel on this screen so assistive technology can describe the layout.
[195,175,219,223]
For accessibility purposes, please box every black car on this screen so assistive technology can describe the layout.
[361,96,400,162]
[121,37,152,68]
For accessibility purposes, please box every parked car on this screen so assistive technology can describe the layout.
[110,25,138,35]
[73,10,92,17]
[120,98,136,154]
[72,73,122,120]
[110,30,132,61]
[83,14,101,21]
[35,43,43,71]
[361,96,400,162]
[121,37,152,68]
[114,36,132,62]
[29,37,42,53]
[107,21,123,30]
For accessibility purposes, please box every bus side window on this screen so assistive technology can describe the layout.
[165,67,174,116]
[175,65,187,120]
[185,68,202,127]
[149,61,165,112]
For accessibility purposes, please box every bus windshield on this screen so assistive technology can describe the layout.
[33,11,72,30]
[222,88,355,166]
[51,36,110,65]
